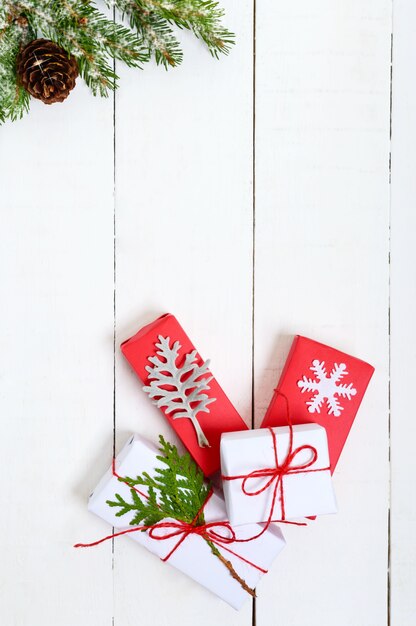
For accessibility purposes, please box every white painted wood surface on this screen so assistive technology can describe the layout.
[390,1,416,623]
[0,1,413,624]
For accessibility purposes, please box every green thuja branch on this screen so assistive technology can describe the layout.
[0,0,234,122]
[107,435,210,526]
[107,435,256,597]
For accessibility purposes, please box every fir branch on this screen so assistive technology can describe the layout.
[141,0,235,58]
[18,0,147,95]
[112,0,183,68]
[0,12,33,122]
[112,0,234,65]
[0,0,234,122]
[107,435,255,597]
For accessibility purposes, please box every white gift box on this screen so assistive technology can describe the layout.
[87,434,286,610]
[221,424,338,526]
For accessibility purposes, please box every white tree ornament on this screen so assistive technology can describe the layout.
[297,359,357,417]
[143,335,216,448]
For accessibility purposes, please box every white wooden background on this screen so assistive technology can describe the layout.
[0,1,414,624]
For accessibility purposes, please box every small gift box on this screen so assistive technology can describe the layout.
[261,336,375,472]
[221,424,337,525]
[87,434,286,610]
[121,313,248,476]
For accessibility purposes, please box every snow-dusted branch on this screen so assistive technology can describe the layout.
[143,335,216,447]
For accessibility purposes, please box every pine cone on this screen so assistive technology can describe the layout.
[17,39,78,104]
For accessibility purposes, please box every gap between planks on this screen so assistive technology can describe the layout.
[251,0,257,623]
[109,3,258,624]
[387,14,394,626]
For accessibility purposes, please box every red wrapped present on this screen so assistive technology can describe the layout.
[121,314,248,476]
[261,336,374,473]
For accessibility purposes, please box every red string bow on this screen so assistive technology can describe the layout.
[147,507,236,562]
[75,485,267,574]
[222,393,330,527]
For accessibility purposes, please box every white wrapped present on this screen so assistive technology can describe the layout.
[221,424,337,525]
[86,434,286,610]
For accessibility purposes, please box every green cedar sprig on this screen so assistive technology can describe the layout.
[0,0,234,123]
[107,435,210,527]
[106,435,256,597]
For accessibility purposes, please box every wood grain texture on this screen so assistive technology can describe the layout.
[390,1,416,623]
[0,83,115,625]
[113,2,254,624]
[254,2,391,625]
[0,0,410,624]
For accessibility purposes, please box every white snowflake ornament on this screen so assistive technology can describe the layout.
[297,359,357,417]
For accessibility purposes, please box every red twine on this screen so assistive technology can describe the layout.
[75,393,318,571]
[221,393,330,530]
[74,464,267,575]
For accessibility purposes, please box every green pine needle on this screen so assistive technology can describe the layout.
[0,13,34,122]
[0,0,234,122]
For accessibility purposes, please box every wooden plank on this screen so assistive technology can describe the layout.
[390,1,416,622]
[254,2,391,624]
[0,85,115,623]
[113,1,255,623]
[0,2,401,623]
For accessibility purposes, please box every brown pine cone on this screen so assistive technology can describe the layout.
[17,39,79,104]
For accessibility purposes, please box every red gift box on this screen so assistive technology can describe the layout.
[121,314,248,476]
[261,336,374,473]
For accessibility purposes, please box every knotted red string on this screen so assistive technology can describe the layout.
[75,394,316,571]
[221,392,330,533]
[74,473,267,574]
